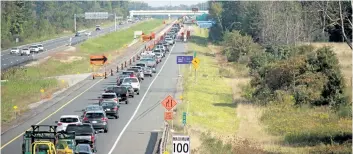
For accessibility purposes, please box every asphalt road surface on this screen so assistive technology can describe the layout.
[1,21,140,70]
[1,41,185,154]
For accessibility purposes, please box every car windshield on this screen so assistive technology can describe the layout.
[155,54,161,56]
[123,78,138,83]
[30,45,37,48]
[122,71,133,75]
[154,50,161,53]
[60,117,78,123]
[38,45,43,47]
[101,102,116,107]
[66,125,93,134]
[166,38,172,41]
[85,113,104,118]
[102,94,115,99]
[12,48,18,50]
[86,106,101,111]
[106,86,116,91]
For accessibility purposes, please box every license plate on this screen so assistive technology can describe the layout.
[92,121,97,123]
[106,109,110,111]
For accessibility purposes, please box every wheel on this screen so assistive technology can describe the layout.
[131,94,134,98]
[137,91,140,95]
[125,100,128,104]
[104,127,108,133]
[115,115,118,119]
[150,74,153,77]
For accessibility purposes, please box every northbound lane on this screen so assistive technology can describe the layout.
[1,21,139,70]
[1,40,185,154]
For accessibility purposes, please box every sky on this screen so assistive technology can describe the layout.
[132,0,208,7]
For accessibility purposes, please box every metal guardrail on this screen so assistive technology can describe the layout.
[158,122,170,154]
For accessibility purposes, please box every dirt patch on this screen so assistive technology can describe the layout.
[25,56,51,67]
[51,46,84,63]
[59,56,84,63]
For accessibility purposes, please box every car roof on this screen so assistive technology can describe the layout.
[60,115,80,118]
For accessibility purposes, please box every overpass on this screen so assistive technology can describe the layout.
[129,10,209,19]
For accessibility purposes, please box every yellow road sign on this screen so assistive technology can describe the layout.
[13,106,18,110]
[192,57,200,70]
[163,151,169,154]
[40,89,45,93]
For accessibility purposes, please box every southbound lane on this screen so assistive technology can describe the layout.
[0,41,182,154]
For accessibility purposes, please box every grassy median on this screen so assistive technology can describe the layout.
[1,19,164,124]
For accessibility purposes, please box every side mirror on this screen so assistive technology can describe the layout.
[55,121,58,124]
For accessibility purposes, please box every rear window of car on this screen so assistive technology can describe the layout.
[60,117,79,123]
[127,69,138,72]
[124,78,138,83]
[155,53,161,56]
[12,48,18,50]
[122,71,133,75]
[106,87,116,91]
[116,87,127,92]
[154,50,161,52]
[38,45,43,47]
[102,94,115,99]
[66,125,93,134]
[136,63,146,67]
[101,102,116,107]
[30,45,37,48]
[86,106,101,111]
[76,144,91,153]
[86,113,104,118]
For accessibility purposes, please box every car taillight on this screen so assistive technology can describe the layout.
[102,117,108,122]
[83,117,88,121]
[113,106,118,111]
[114,98,118,101]
[57,122,62,126]
[126,93,128,97]
[91,135,95,143]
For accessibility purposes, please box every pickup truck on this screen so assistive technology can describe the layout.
[30,45,40,53]
[10,48,20,55]
[20,48,30,56]
[65,123,98,153]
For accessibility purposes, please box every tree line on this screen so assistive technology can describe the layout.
[1,1,131,49]
[208,1,352,110]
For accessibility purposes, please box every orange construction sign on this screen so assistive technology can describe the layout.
[90,55,107,65]
[164,111,173,120]
[161,95,177,111]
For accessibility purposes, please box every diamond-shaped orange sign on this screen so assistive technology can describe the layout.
[161,95,177,111]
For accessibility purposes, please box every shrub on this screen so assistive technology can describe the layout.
[221,30,262,62]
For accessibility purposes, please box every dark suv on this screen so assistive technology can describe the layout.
[105,86,129,104]
[66,123,97,152]
[82,111,109,133]
[101,101,120,119]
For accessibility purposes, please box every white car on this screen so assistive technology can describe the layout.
[130,66,145,79]
[55,115,82,132]
[85,32,91,36]
[21,48,30,56]
[153,49,164,58]
[30,45,39,53]
[10,48,20,55]
[121,77,140,95]
[37,44,44,51]
[165,38,174,45]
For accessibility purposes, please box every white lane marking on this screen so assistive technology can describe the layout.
[16,60,18,61]
[107,44,175,154]
[10,61,13,63]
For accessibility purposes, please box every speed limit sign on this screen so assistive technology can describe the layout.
[172,135,190,154]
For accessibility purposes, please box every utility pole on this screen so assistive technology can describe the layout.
[74,14,77,32]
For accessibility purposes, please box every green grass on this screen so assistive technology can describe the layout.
[1,19,164,123]
[80,19,163,54]
[177,27,237,134]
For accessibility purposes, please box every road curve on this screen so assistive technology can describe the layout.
[1,21,139,70]
[0,39,185,154]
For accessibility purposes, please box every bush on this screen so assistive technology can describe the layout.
[221,30,262,62]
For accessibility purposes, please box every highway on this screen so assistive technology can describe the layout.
[1,21,139,70]
[0,40,185,154]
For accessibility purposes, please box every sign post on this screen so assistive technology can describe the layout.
[192,57,200,83]
[161,95,178,130]
[182,112,187,134]
[177,56,193,77]
[172,135,190,154]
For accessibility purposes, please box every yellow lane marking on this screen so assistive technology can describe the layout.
[1,78,104,150]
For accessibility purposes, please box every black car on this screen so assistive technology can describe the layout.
[101,101,120,119]
[105,86,129,104]
[66,123,97,152]
[120,84,135,98]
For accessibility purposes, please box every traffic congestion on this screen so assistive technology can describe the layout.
[21,23,183,154]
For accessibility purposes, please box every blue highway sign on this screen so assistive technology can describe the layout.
[177,56,194,64]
